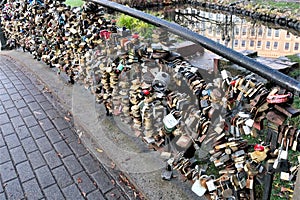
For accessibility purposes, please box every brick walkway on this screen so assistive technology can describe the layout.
[0,55,128,200]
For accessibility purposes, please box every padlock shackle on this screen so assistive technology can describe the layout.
[92,0,300,95]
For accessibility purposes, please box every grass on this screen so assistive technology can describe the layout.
[64,0,84,7]
[250,0,299,10]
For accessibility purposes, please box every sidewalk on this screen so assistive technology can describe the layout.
[0,54,130,199]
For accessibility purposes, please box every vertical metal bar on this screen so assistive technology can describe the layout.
[92,0,300,94]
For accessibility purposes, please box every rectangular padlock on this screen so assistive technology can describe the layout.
[280,172,290,181]
[292,130,300,151]
[206,180,217,192]
[280,139,289,160]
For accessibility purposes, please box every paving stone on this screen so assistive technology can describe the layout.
[43,150,63,169]
[28,150,46,170]
[22,178,44,200]
[32,109,47,120]
[62,155,83,176]
[0,123,14,136]
[0,161,17,182]
[0,105,5,114]
[74,171,96,194]
[14,99,27,109]
[24,116,39,128]
[52,117,70,131]
[36,136,52,153]
[45,129,63,144]
[92,170,115,194]
[15,84,26,91]
[0,113,10,125]
[34,94,48,103]
[79,154,100,174]
[6,88,18,95]
[19,89,30,96]
[16,161,35,183]
[52,165,73,188]
[39,118,55,132]
[19,107,32,118]
[6,107,19,118]
[4,178,24,200]
[60,129,78,143]
[11,93,22,101]
[15,125,31,140]
[29,88,42,96]
[0,134,5,147]
[0,192,4,199]
[35,166,56,189]
[4,134,21,149]
[10,146,27,165]
[53,141,73,157]
[45,109,60,120]
[62,184,84,200]
[4,83,14,89]
[0,179,3,192]
[0,88,6,95]
[2,100,15,109]
[0,94,11,102]
[87,189,105,200]
[105,188,127,200]
[28,102,42,112]
[10,116,25,129]
[40,101,54,111]
[69,141,88,157]
[43,184,64,200]
[0,146,10,164]
[23,94,35,104]
[29,125,44,139]
[21,137,38,154]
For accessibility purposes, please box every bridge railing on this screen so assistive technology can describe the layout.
[93,0,300,95]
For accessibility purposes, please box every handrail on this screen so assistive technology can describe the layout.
[92,0,300,95]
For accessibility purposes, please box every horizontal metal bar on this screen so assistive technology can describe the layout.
[92,0,300,94]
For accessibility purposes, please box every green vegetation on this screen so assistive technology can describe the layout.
[116,14,155,38]
[64,0,84,7]
[248,0,299,10]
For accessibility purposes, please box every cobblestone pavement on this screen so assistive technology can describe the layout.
[0,55,129,200]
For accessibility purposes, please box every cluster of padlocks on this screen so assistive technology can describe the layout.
[1,1,299,199]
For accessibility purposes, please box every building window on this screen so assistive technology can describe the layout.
[267,28,272,37]
[294,42,299,51]
[250,29,255,36]
[257,41,262,48]
[258,28,263,37]
[275,30,280,37]
[235,27,240,35]
[234,40,239,47]
[250,40,254,47]
[286,32,291,38]
[285,42,290,50]
[266,41,271,49]
[241,40,246,47]
[242,27,247,36]
[273,41,278,49]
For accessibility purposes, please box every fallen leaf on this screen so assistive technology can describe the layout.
[110,193,115,197]
[57,152,63,158]
[33,111,42,115]
[78,132,83,138]
[82,192,86,197]
[96,148,103,153]
[111,179,115,185]
[77,177,82,183]
[64,116,71,122]
[111,162,116,169]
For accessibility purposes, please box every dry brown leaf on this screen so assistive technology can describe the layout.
[111,162,116,169]
[111,179,115,185]
[64,116,71,122]
[77,177,82,183]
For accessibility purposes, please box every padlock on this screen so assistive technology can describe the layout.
[292,130,300,151]
[161,165,173,181]
[280,139,289,160]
